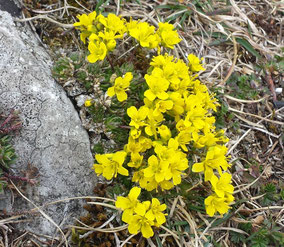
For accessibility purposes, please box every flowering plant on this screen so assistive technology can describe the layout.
[74,11,234,238]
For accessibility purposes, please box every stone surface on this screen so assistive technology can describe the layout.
[0,10,96,235]
[0,0,21,17]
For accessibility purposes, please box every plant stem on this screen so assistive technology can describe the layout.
[106,55,115,72]
[4,173,37,185]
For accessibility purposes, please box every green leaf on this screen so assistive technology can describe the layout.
[154,4,188,10]
[155,235,163,247]
[173,221,189,226]
[230,231,246,244]
[166,11,187,23]
[236,38,262,58]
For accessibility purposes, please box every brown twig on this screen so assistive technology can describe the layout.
[0,111,22,134]
[106,55,115,72]
[265,71,277,101]
[3,173,37,185]
[0,122,22,135]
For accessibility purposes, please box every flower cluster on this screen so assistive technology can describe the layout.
[74,12,126,63]
[123,53,218,192]
[115,187,167,238]
[192,143,234,216]
[73,11,181,63]
[75,11,234,238]
[127,20,181,49]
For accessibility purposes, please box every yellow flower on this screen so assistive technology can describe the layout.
[144,155,168,183]
[128,22,159,48]
[84,99,92,107]
[132,170,157,191]
[159,180,174,190]
[98,13,126,37]
[150,54,175,68]
[175,131,191,152]
[127,106,149,129]
[144,68,169,101]
[124,137,142,154]
[192,145,230,181]
[73,12,97,43]
[128,201,154,238]
[192,130,229,149]
[157,22,181,49]
[107,72,133,102]
[168,92,185,118]
[166,152,189,185]
[153,99,173,117]
[127,152,143,168]
[137,136,153,152]
[205,194,231,217]
[74,12,97,28]
[157,125,171,141]
[210,173,234,198]
[144,109,163,139]
[154,142,174,163]
[187,54,205,72]
[145,198,167,226]
[98,31,118,51]
[87,41,107,63]
[129,128,141,139]
[93,151,128,180]
[115,187,141,223]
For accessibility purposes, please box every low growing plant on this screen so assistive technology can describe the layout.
[73,11,235,238]
[0,111,21,192]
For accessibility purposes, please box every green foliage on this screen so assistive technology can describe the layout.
[0,111,21,192]
[52,51,103,91]
[260,182,282,206]
[211,87,235,130]
[247,227,284,247]
[227,72,260,100]
[230,220,284,246]
[236,38,262,59]
[92,143,104,154]
[0,135,17,170]
[230,231,246,244]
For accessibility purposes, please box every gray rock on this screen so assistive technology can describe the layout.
[0,0,21,17]
[0,10,96,236]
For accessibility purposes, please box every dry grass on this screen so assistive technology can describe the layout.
[1,0,283,246]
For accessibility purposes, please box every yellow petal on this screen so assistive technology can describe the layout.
[128,215,141,234]
[134,202,147,216]
[107,86,115,97]
[87,53,98,63]
[156,212,166,225]
[148,155,158,166]
[115,197,130,210]
[122,209,133,223]
[128,187,141,201]
[116,91,127,102]
[118,166,129,176]
[157,91,169,100]
[155,172,164,183]
[210,174,218,188]
[141,223,154,238]
[192,162,204,172]
[124,72,133,82]
[144,167,154,178]
[95,154,110,164]
[112,151,127,165]
[127,106,137,119]
[206,205,215,217]
[144,89,156,101]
